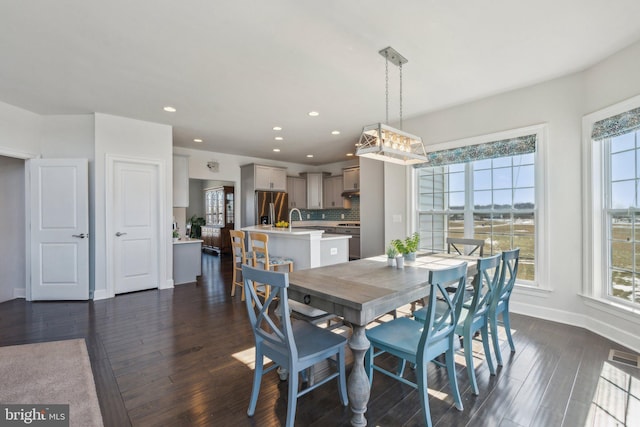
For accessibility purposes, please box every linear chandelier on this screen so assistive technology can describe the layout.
[356,47,427,165]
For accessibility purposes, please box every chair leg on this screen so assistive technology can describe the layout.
[415,359,433,427]
[337,348,348,406]
[463,330,479,396]
[397,358,406,377]
[489,314,503,366]
[480,324,495,375]
[231,265,237,297]
[446,346,463,411]
[503,306,516,353]
[365,346,374,386]
[247,349,263,416]
[285,366,298,427]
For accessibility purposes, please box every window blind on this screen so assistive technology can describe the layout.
[416,134,536,168]
[591,106,640,140]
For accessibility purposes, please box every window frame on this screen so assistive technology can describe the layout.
[583,94,640,312]
[410,123,549,289]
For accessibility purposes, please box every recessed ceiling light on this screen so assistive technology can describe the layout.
[308,111,319,117]
[331,130,340,135]
[163,106,176,112]
[273,148,281,152]
[346,153,354,157]
[273,126,282,131]
[275,136,283,141]
[306,154,314,158]
[193,138,203,143]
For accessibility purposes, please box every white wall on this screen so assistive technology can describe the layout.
[0,101,41,157]
[94,113,173,298]
[401,39,640,352]
[0,156,26,301]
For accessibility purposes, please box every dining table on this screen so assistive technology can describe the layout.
[287,252,478,427]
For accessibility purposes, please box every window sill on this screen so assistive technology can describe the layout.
[514,282,552,297]
[580,294,640,325]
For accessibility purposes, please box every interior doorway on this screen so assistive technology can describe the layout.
[0,155,26,302]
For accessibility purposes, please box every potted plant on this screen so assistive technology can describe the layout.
[188,215,206,238]
[392,232,420,261]
[386,245,398,267]
[172,229,180,242]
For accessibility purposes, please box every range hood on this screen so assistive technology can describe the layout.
[341,190,360,198]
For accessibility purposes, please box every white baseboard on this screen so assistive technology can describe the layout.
[161,279,174,290]
[13,288,26,299]
[93,289,110,300]
[510,300,640,355]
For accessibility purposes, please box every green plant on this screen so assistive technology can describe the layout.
[386,245,398,259]
[392,232,420,255]
[172,230,179,238]
[188,215,206,238]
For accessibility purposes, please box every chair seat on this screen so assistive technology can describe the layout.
[255,252,293,265]
[292,321,346,360]
[366,317,425,356]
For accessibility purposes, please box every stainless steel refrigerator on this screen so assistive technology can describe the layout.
[255,191,288,225]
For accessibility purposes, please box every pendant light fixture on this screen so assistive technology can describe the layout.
[356,47,427,165]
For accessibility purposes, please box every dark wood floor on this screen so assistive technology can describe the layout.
[1,253,638,426]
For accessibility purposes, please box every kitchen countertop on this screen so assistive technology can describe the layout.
[172,238,204,245]
[242,225,324,235]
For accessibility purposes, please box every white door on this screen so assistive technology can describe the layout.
[29,159,89,300]
[112,160,159,294]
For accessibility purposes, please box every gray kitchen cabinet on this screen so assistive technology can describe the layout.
[287,176,307,209]
[343,166,359,191]
[323,175,346,208]
[254,164,287,191]
[304,172,325,209]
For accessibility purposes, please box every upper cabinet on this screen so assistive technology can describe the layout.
[173,155,189,207]
[287,176,307,209]
[324,175,347,208]
[305,172,325,209]
[343,166,359,192]
[255,165,287,191]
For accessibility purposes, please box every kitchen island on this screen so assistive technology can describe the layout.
[173,238,203,285]
[241,225,350,270]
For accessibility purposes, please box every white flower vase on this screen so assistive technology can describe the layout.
[387,257,395,267]
[395,255,404,269]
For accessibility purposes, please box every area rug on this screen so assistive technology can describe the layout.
[0,338,104,427]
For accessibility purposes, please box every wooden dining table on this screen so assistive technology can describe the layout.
[287,253,478,427]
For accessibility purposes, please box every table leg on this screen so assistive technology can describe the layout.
[348,324,370,427]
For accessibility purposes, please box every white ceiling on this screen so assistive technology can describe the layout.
[1,1,640,165]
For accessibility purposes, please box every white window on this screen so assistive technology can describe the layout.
[586,98,640,308]
[415,125,546,286]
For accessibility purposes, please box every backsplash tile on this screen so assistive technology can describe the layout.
[298,197,359,221]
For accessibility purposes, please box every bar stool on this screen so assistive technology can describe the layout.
[248,232,294,299]
[229,230,252,300]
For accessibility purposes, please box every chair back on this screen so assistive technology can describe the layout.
[495,248,520,306]
[242,264,296,360]
[419,263,467,351]
[447,237,485,256]
[230,230,248,263]
[249,232,270,265]
[466,254,501,322]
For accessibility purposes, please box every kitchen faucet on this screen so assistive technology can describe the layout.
[288,208,302,231]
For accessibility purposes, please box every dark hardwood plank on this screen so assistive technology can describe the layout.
[1,252,639,427]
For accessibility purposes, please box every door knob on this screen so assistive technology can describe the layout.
[72,233,88,238]
[115,232,127,237]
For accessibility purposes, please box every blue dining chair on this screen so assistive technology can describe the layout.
[242,265,348,427]
[413,253,501,395]
[365,263,468,427]
[489,248,520,366]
